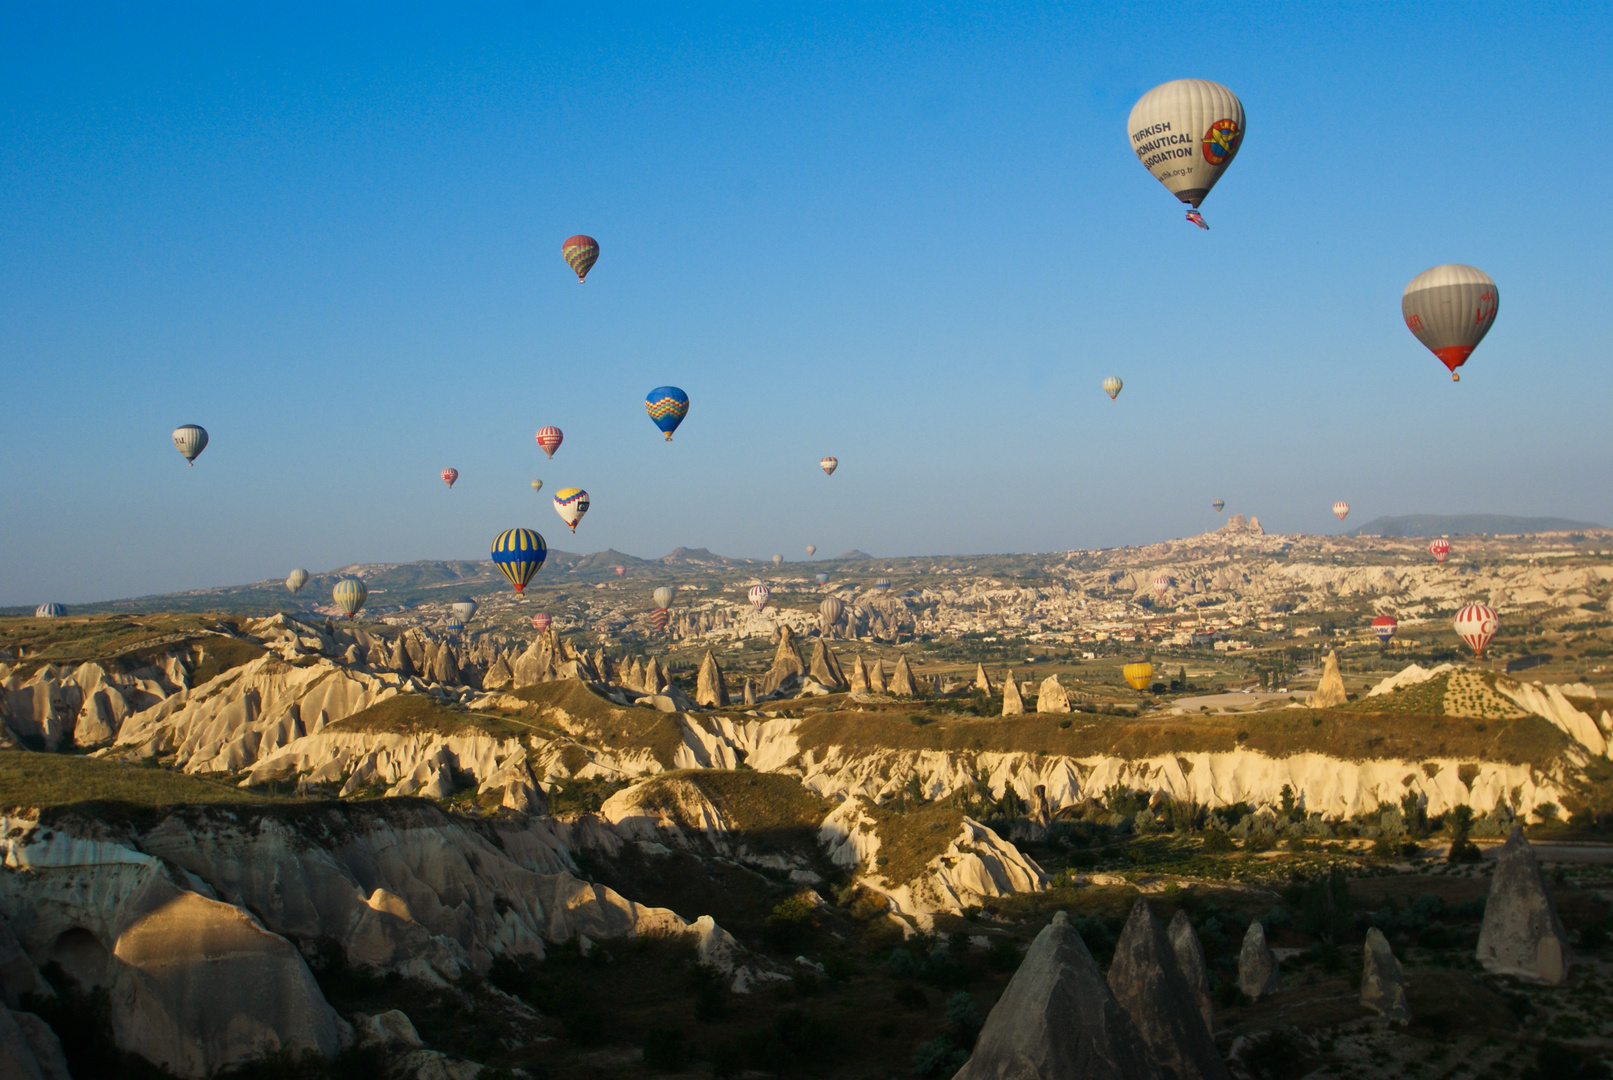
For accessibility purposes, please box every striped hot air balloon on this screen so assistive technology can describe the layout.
[531,612,552,632]
[649,608,670,633]
[1123,662,1155,691]
[1103,376,1123,401]
[451,600,478,623]
[332,577,367,619]
[816,572,830,585]
[820,457,838,476]
[1403,265,1498,381]
[1128,79,1244,226]
[33,603,64,618]
[1332,501,1350,521]
[492,528,547,594]
[819,597,844,636]
[172,424,208,465]
[748,584,771,612]
[441,468,458,488]
[562,236,599,283]
[535,427,563,458]
[1211,499,1225,513]
[553,488,590,533]
[445,617,465,634]
[1371,615,1398,644]
[874,579,891,592]
[1454,603,1498,658]
[645,387,689,440]
[1152,575,1170,596]
[286,569,309,593]
[1429,539,1451,563]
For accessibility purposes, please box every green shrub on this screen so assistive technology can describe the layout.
[1201,829,1235,853]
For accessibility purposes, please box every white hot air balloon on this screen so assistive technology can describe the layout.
[772,554,783,567]
[805,545,816,557]
[820,457,838,476]
[451,599,478,623]
[1333,501,1350,521]
[1454,603,1498,658]
[748,584,771,612]
[1128,79,1245,228]
[286,569,309,594]
[1402,265,1498,382]
[172,424,208,465]
[1103,376,1123,401]
[652,586,674,610]
[1152,575,1170,596]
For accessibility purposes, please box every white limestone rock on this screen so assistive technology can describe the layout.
[1360,927,1410,1023]
[1310,650,1347,709]
[1036,675,1071,714]
[1237,920,1281,1000]
[1476,827,1568,984]
[1001,670,1024,716]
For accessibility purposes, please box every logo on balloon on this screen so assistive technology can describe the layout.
[1201,119,1241,166]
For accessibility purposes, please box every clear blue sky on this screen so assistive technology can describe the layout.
[3,2,1611,605]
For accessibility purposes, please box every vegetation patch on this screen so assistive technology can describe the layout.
[325,693,535,740]
[0,749,286,815]
[863,801,966,889]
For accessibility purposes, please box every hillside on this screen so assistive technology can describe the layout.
[1346,513,1604,537]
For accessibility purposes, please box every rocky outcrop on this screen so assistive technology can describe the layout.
[1001,671,1024,716]
[1238,921,1281,999]
[1011,786,1052,844]
[0,1001,70,1080]
[808,641,847,691]
[759,627,805,696]
[866,657,886,694]
[1476,827,1568,983]
[890,655,917,696]
[1107,900,1229,1080]
[1310,651,1347,709]
[848,655,869,694]
[695,651,728,708]
[1168,911,1214,1038]
[1036,675,1070,714]
[954,912,1163,1080]
[1360,927,1409,1023]
[974,664,993,694]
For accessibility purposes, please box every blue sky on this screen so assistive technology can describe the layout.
[3,2,1611,605]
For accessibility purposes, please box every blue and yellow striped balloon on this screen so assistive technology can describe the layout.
[492,528,548,593]
[645,386,688,441]
[332,576,368,619]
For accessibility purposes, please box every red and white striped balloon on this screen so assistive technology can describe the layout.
[1454,603,1498,658]
[441,468,458,488]
[1332,501,1350,521]
[535,427,563,459]
[748,584,771,612]
[530,613,552,632]
[1152,575,1170,596]
[1429,539,1451,563]
[820,457,838,476]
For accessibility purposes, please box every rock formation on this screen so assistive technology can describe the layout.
[1238,920,1281,999]
[1167,911,1214,1039]
[759,626,805,696]
[1012,785,1053,843]
[695,650,728,707]
[890,655,917,696]
[742,677,756,705]
[1360,927,1409,1023]
[848,654,869,694]
[389,636,414,679]
[481,655,512,690]
[1036,674,1071,714]
[953,911,1163,1080]
[1476,827,1569,983]
[1107,900,1230,1080]
[808,640,847,691]
[0,1000,70,1080]
[974,663,993,694]
[1002,669,1024,715]
[866,656,887,694]
[1311,650,1347,709]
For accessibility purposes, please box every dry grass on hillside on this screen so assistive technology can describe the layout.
[861,801,966,889]
[328,694,537,740]
[0,749,283,813]
[0,613,265,680]
[649,769,832,834]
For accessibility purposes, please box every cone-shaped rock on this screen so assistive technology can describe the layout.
[432,643,459,686]
[1108,901,1230,1080]
[760,625,805,696]
[1036,674,1071,714]
[511,634,551,687]
[743,676,756,705]
[808,640,847,690]
[1476,826,1569,984]
[1167,911,1214,1039]
[1311,649,1347,709]
[483,656,513,691]
[975,663,993,694]
[867,656,886,694]
[1002,670,1024,715]
[1360,927,1410,1023]
[849,654,869,694]
[645,657,667,693]
[627,657,647,692]
[1237,921,1281,1000]
[954,912,1164,1080]
[696,650,728,707]
[890,655,917,696]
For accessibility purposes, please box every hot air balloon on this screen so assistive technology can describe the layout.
[1429,539,1451,563]
[1123,662,1155,691]
[33,603,64,618]
[820,457,838,476]
[1211,499,1225,514]
[286,569,309,594]
[806,545,817,557]
[1333,501,1350,522]
[1152,575,1170,596]
[553,488,590,533]
[1454,603,1498,658]
[1403,265,1498,382]
[452,599,478,623]
[815,572,830,585]
[653,586,674,610]
[531,612,552,633]
[645,387,689,440]
[446,617,465,634]
[562,236,599,283]
[772,554,783,567]
[748,584,772,612]
[874,579,891,592]
[492,528,547,594]
[649,608,670,633]
[614,565,626,578]
[530,479,544,495]
[819,597,845,635]
[535,427,563,458]
[172,425,208,465]
[1371,615,1398,644]
[332,576,367,619]
[1127,79,1245,228]
[441,468,458,488]
[1103,376,1124,401]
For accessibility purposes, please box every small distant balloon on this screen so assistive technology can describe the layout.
[815,572,830,585]
[172,425,208,465]
[553,488,590,533]
[1429,539,1452,563]
[805,545,817,557]
[1102,377,1123,401]
[652,586,674,610]
[492,528,547,594]
[535,427,564,458]
[649,608,670,633]
[772,554,783,567]
[820,457,838,476]
[1403,265,1498,382]
[874,579,891,592]
[1454,603,1498,658]
[1152,575,1170,596]
[441,468,459,488]
[1123,662,1155,691]
[1211,499,1225,514]
[286,569,309,594]
[819,597,844,633]
[613,565,626,578]
[531,612,552,633]
[332,576,368,619]
[562,236,599,283]
[1371,615,1398,644]
[451,599,478,623]
[748,584,772,612]
[445,617,465,634]
[645,386,689,440]
[1332,501,1350,522]
[34,603,64,618]
[530,479,544,495]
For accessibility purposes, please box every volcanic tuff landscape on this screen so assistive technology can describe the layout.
[7,517,1613,1078]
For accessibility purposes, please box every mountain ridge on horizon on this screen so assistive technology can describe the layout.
[1343,513,1606,538]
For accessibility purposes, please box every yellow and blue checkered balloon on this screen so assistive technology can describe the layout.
[645,386,688,441]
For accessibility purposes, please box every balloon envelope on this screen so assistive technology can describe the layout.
[652,586,674,610]
[441,468,458,488]
[820,457,838,476]
[1211,500,1225,513]
[286,569,309,593]
[535,427,563,458]
[172,425,208,464]
[492,528,547,594]
[531,613,552,632]
[34,603,64,618]
[1127,79,1244,210]
[614,565,626,577]
[451,600,478,623]
[649,608,669,632]
[815,572,830,585]
[1371,615,1398,643]
[1454,603,1498,657]
[530,479,543,494]
[332,577,367,618]
[819,597,844,632]
[805,545,816,557]
[1123,662,1155,691]
[1429,539,1451,563]
[874,579,891,592]
[1103,376,1123,401]
[772,555,783,567]
[1403,265,1498,381]
[562,236,599,282]
[1333,501,1350,521]
[748,584,771,612]
[553,488,590,533]
[645,387,689,440]
[1152,575,1170,595]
